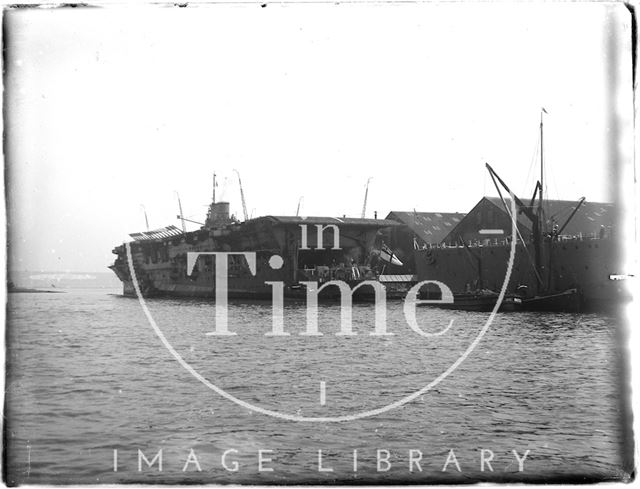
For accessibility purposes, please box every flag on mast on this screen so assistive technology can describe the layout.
[379,243,403,266]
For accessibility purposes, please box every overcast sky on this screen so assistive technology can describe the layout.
[4,2,633,272]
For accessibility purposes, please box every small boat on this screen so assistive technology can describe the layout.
[520,288,581,313]
[419,288,522,312]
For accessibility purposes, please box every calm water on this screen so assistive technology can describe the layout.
[4,289,633,484]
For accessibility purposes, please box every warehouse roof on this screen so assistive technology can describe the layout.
[483,197,616,235]
[386,211,466,244]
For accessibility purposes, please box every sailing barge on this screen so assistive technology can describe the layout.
[414,112,625,313]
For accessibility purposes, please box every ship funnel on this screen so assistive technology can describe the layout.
[206,201,231,227]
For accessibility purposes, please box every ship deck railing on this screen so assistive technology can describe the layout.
[430,233,613,250]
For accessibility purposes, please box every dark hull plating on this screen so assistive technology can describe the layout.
[110,215,402,301]
[415,238,627,312]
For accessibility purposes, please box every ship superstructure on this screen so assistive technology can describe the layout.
[110,185,400,299]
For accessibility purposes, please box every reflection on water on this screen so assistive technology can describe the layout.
[4,289,632,484]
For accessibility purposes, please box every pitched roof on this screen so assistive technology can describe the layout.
[386,211,466,243]
[483,197,537,228]
[544,200,616,235]
[484,197,616,235]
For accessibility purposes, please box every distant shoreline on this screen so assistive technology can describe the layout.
[7,271,122,290]
[7,282,65,294]
[8,286,65,294]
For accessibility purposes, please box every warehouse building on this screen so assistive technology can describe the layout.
[441,196,616,245]
[380,211,465,273]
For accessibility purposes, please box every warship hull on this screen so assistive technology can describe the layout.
[110,211,401,301]
[415,237,627,312]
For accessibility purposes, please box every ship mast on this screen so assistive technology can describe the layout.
[539,108,548,293]
[296,196,304,217]
[212,173,217,204]
[539,108,547,231]
[175,192,186,234]
[234,169,249,221]
[485,163,544,290]
[140,204,150,231]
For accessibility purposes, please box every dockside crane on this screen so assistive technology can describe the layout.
[361,177,372,218]
[233,169,249,221]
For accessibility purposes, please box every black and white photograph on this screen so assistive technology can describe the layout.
[2,1,637,484]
